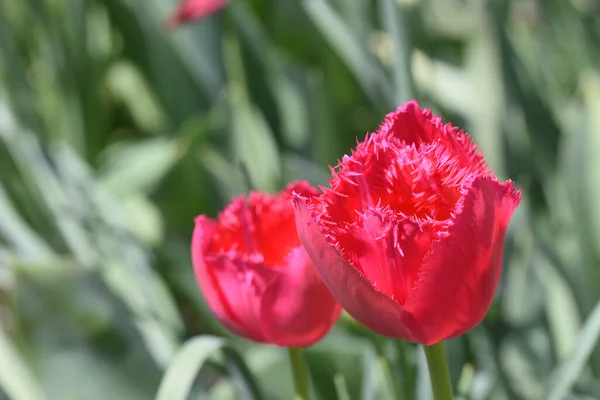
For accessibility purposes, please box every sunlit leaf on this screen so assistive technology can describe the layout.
[544,299,600,400]
[155,336,225,400]
[0,330,44,400]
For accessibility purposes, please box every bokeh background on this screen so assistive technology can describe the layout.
[1,0,600,399]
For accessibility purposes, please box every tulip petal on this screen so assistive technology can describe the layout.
[192,217,241,331]
[379,100,437,145]
[379,101,486,172]
[207,254,276,342]
[401,176,521,345]
[293,197,418,341]
[165,0,228,29]
[259,247,341,347]
[192,216,274,342]
[335,209,434,304]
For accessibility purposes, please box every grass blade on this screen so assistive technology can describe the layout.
[0,330,44,400]
[222,347,264,400]
[544,299,600,400]
[303,0,392,108]
[378,0,413,104]
[155,336,225,400]
[0,183,53,260]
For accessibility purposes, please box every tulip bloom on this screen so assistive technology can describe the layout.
[165,0,228,29]
[192,182,341,346]
[294,101,520,345]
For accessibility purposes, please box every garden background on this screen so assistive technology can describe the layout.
[1,0,600,399]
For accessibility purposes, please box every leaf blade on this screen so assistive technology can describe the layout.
[155,336,225,400]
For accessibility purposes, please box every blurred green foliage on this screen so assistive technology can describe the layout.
[1,0,600,398]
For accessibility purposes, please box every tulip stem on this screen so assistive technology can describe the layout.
[424,341,453,400]
[288,347,310,400]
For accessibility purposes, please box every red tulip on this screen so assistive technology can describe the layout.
[192,181,341,346]
[293,101,521,345]
[164,0,228,30]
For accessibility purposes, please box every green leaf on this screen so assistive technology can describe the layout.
[106,61,165,134]
[303,0,392,108]
[463,1,506,176]
[360,346,386,400]
[411,53,472,116]
[222,347,264,400]
[232,346,291,400]
[230,2,311,150]
[0,183,53,261]
[120,195,164,246]
[199,146,244,200]
[155,336,225,400]
[281,153,330,188]
[378,0,413,104]
[539,249,581,361]
[0,330,44,400]
[230,102,281,193]
[544,299,600,400]
[333,373,351,400]
[98,138,182,197]
[414,347,433,400]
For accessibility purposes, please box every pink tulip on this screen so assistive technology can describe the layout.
[294,101,521,345]
[192,182,341,346]
[165,0,228,30]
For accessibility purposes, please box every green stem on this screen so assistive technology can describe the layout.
[288,347,309,400]
[423,342,454,400]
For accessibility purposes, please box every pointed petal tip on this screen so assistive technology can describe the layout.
[285,180,320,199]
[487,176,522,211]
[391,99,422,117]
[194,215,217,233]
[504,179,522,203]
[401,98,420,109]
[164,0,230,30]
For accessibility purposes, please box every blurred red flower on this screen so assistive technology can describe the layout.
[294,101,520,345]
[165,0,228,29]
[192,182,340,346]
